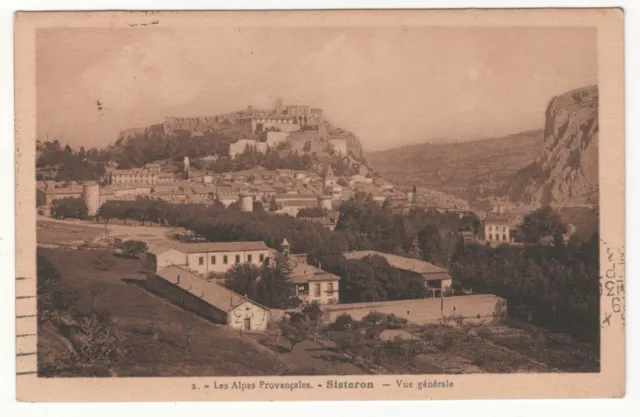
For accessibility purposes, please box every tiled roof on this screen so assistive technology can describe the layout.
[146,245,178,256]
[274,193,317,200]
[171,241,269,253]
[484,215,510,224]
[287,256,340,284]
[156,266,256,313]
[343,251,451,278]
[279,199,319,208]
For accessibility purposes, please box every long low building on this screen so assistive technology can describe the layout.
[343,250,453,295]
[146,241,270,277]
[147,265,270,332]
[321,294,507,325]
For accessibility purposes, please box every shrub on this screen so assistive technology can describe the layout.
[330,313,358,330]
[385,313,409,329]
[361,311,386,328]
[121,240,148,258]
[51,197,88,220]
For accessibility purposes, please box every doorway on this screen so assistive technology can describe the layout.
[243,318,251,331]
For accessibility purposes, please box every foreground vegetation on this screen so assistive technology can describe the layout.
[37,248,284,377]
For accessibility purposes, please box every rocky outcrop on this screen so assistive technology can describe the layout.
[519,86,599,205]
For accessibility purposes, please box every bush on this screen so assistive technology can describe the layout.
[330,313,359,330]
[121,240,148,258]
[385,313,409,329]
[360,312,408,330]
[361,311,386,328]
[51,197,88,220]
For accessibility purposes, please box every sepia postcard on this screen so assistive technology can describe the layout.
[14,9,624,402]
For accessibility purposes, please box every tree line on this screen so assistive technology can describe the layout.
[51,191,600,340]
[450,232,599,340]
[36,140,107,181]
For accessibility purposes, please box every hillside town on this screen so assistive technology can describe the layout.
[35,97,600,377]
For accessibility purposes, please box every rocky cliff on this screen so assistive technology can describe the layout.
[518,86,599,206]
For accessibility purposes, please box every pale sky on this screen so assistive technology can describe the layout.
[36,26,597,151]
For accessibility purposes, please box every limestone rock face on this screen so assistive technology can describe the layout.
[520,86,599,205]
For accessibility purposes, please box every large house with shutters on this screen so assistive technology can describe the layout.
[483,215,512,243]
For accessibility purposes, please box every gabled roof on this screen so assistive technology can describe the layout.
[323,164,335,179]
[343,251,451,278]
[172,241,269,253]
[287,256,340,284]
[156,266,266,313]
[484,215,510,224]
[278,199,319,208]
[146,245,181,256]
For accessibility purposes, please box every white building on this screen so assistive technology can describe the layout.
[484,215,511,243]
[146,241,270,277]
[287,254,340,305]
[148,266,270,332]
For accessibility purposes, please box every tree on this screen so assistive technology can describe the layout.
[120,240,148,258]
[97,201,119,241]
[225,262,297,310]
[297,207,328,219]
[268,198,279,212]
[519,206,567,243]
[51,197,88,220]
[279,302,323,349]
[459,212,482,237]
[407,236,423,260]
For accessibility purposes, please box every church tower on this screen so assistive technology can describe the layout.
[323,164,336,192]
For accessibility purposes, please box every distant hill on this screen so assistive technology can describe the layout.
[368,130,544,207]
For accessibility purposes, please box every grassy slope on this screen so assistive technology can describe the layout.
[38,248,285,377]
[368,130,544,203]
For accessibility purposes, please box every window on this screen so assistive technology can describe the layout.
[223,255,228,264]
[503,234,507,241]
[314,283,321,297]
[489,225,492,231]
[503,226,506,232]
[327,282,334,293]
[211,256,216,265]
[259,254,265,262]
[489,234,493,240]
[247,254,253,262]
[198,256,204,266]
[235,255,241,264]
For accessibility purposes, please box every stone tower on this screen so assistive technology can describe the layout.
[82,183,100,217]
[239,192,254,212]
[274,97,283,116]
[317,195,332,212]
